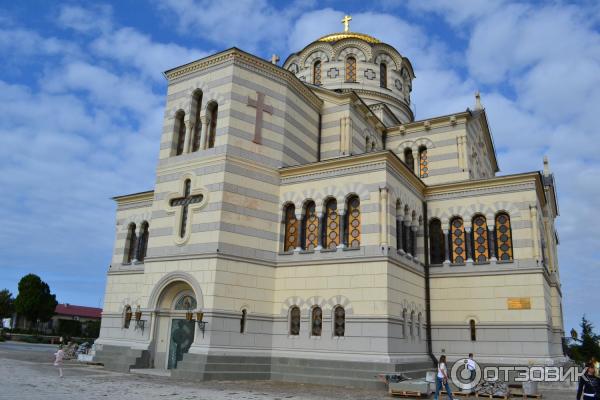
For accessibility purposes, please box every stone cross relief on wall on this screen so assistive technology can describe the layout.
[247,91,273,145]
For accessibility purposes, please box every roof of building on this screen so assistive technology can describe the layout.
[55,304,102,319]
[316,31,381,44]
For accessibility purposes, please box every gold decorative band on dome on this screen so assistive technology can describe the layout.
[317,32,381,44]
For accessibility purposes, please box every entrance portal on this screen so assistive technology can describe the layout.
[167,319,195,369]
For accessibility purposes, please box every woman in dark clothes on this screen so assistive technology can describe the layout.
[577,363,600,400]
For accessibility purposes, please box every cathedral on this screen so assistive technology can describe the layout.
[94,17,565,386]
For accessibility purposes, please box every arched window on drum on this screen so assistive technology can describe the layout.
[346,195,361,248]
[302,201,318,251]
[472,215,489,263]
[324,198,340,249]
[283,204,298,252]
[495,212,514,261]
[450,217,466,264]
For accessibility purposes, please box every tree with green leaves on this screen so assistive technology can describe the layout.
[569,315,600,363]
[0,289,15,319]
[14,274,57,331]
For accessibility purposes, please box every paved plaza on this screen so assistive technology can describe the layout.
[0,342,574,400]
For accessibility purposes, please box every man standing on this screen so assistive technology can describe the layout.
[467,353,477,387]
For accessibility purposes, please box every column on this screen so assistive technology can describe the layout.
[182,120,193,154]
[316,211,324,250]
[201,117,209,150]
[380,188,389,247]
[443,222,451,265]
[338,201,346,249]
[411,146,419,173]
[465,226,473,265]
[294,209,302,252]
[132,224,143,264]
[488,224,497,263]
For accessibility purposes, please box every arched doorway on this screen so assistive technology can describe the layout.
[152,280,198,370]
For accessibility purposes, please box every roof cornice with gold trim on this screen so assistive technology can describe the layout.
[112,190,154,204]
[317,32,381,44]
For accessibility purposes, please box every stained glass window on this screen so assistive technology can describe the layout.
[404,148,414,173]
[311,306,322,336]
[495,213,513,261]
[325,199,340,249]
[345,56,357,82]
[380,63,387,88]
[303,201,318,250]
[313,60,321,85]
[429,219,444,264]
[334,306,345,337]
[290,306,300,335]
[472,215,489,262]
[175,111,185,156]
[451,217,466,263]
[174,294,197,310]
[419,147,429,178]
[207,103,218,149]
[347,196,361,248]
[283,204,298,251]
[125,223,137,264]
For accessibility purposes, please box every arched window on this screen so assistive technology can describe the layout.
[191,90,203,152]
[380,63,387,88]
[137,221,149,262]
[450,217,466,264]
[313,60,322,85]
[402,309,407,338]
[429,218,444,264]
[123,305,132,329]
[324,198,340,249]
[495,212,513,261]
[419,146,428,178]
[125,223,137,264]
[206,102,218,149]
[240,309,247,334]
[345,56,357,82]
[472,215,489,263]
[365,137,370,152]
[311,306,322,336]
[175,111,186,156]
[410,311,415,337]
[303,201,318,251]
[283,204,298,251]
[346,195,361,248]
[404,148,414,173]
[417,313,422,339]
[289,306,300,336]
[334,306,345,337]
[371,141,376,151]
[470,319,477,341]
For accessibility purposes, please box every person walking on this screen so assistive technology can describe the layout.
[577,362,600,399]
[467,353,477,385]
[434,355,456,400]
[54,345,65,378]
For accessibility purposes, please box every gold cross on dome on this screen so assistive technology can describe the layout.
[341,15,352,32]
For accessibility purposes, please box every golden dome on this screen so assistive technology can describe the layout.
[316,32,381,44]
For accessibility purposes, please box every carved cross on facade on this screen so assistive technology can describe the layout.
[247,91,273,145]
[170,179,203,238]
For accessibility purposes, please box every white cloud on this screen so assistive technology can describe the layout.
[57,4,113,34]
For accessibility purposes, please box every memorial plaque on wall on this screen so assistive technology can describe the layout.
[507,297,531,310]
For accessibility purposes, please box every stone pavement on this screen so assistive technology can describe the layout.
[0,342,575,400]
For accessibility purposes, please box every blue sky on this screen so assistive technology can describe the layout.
[0,0,598,334]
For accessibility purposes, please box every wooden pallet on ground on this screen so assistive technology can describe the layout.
[509,390,542,399]
[389,388,426,398]
[474,394,510,399]
[442,390,473,397]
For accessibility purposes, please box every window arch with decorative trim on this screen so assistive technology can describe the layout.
[346,195,361,248]
[470,319,477,341]
[313,60,322,85]
[191,90,203,152]
[418,146,428,178]
[495,212,514,261]
[450,217,467,264]
[333,306,345,337]
[311,306,322,337]
[303,201,318,251]
[429,218,444,265]
[345,56,357,82]
[206,102,218,149]
[137,221,150,262]
[124,223,137,264]
[472,215,489,263]
[289,306,301,336]
[324,198,340,249]
[404,148,415,173]
[174,110,186,156]
[283,204,298,252]
[380,62,387,88]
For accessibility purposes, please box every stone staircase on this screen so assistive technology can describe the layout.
[93,344,151,373]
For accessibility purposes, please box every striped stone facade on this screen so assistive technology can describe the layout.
[96,36,565,385]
